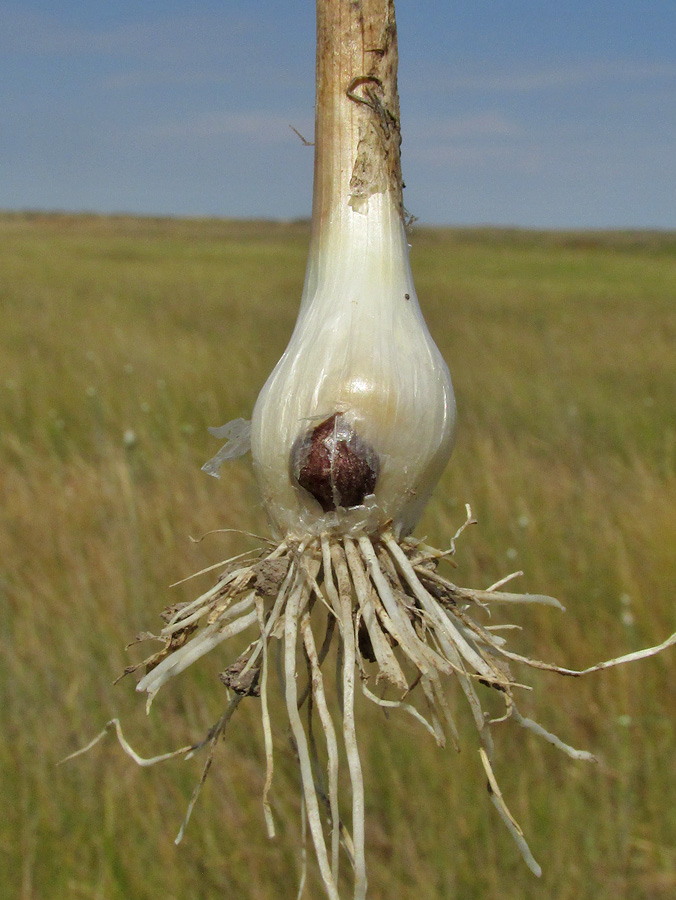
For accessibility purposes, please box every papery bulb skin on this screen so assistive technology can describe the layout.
[251,193,456,539]
[250,0,456,540]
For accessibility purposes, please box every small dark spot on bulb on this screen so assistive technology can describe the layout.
[291,413,379,512]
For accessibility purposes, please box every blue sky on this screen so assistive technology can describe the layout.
[2,1,675,228]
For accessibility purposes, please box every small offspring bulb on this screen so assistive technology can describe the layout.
[292,413,380,513]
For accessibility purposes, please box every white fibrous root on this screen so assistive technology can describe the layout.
[68,508,676,900]
[65,3,676,899]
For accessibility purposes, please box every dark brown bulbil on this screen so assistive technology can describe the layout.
[291,413,379,512]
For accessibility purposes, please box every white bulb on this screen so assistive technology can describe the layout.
[251,191,456,539]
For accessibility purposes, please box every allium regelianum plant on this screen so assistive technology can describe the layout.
[66,2,676,898]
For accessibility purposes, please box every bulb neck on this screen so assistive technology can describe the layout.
[312,0,403,255]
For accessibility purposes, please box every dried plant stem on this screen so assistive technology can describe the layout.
[313,0,402,236]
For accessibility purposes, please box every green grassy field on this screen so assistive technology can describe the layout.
[2,212,675,900]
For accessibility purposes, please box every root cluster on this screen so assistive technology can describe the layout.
[64,507,676,900]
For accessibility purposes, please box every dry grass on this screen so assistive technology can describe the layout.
[1,212,675,899]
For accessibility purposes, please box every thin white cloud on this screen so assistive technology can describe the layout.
[1,6,255,61]
[434,60,676,93]
[147,111,313,144]
[412,112,522,140]
[103,70,239,91]
[406,110,676,180]
[403,112,529,171]
[408,142,543,172]
[402,58,676,179]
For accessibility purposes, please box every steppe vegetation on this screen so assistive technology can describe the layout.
[1,212,675,899]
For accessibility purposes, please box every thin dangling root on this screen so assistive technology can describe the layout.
[256,595,276,839]
[176,694,243,844]
[64,506,676,900]
[283,555,340,900]
[330,540,367,900]
[58,718,193,768]
[301,610,341,883]
[479,747,542,877]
